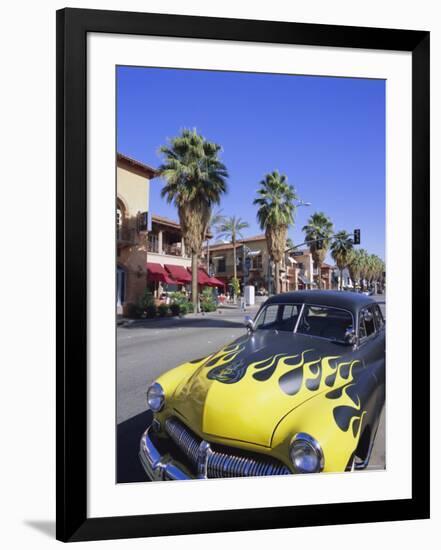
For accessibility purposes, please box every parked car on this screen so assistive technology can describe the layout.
[139,291,385,480]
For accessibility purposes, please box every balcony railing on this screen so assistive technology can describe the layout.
[147,240,159,253]
[147,241,190,258]
[117,227,137,245]
[163,243,186,257]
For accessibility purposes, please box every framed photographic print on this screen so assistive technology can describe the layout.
[56,8,430,542]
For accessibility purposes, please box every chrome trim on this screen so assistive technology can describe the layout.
[290,432,325,472]
[206,447,290,478]
[164,416,291,478]
[293,303,305,333]
[165,416,200,464]
[146,382,165,412]
[197,441,212,479]
[139,427,190,481]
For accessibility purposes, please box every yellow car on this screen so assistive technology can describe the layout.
[139,291,385,480]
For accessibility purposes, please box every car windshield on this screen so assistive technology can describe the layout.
[254,303,354,342]
[254,303,302,332]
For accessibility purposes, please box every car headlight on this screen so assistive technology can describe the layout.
[289,433,324,473]
[146,382,165,412]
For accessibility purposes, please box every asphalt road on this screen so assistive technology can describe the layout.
[117,294,386,482]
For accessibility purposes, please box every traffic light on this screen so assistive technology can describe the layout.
[353,229,361,245]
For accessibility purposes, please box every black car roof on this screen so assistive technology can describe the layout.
[265,290,376,315]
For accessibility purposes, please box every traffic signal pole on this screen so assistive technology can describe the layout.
[285,230,361,290]
[285,229,361,254]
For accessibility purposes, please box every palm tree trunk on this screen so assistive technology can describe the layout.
[275,262,280,294]
[317,264,322,289]
[206,240,210,273]
[232,238,237,303]
[191,253,199,313]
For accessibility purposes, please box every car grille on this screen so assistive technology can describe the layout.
[164,416,290,478]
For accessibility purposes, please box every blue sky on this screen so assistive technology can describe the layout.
[117,66,385,260]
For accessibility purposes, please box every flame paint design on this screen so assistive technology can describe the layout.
[204,345,367,436]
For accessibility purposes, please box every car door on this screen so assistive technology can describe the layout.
[357,305,385,432]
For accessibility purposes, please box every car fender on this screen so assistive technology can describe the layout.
[271,383,368,473]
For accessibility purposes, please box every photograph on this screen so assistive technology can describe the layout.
[115,66,386,483]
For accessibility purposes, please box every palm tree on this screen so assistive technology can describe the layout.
[216,216,250,295]
[347,249,362,289]
[302,212,334,289]
[330,230,354,290]
[205,209,224,274]
[286,237,295,251]
[357,249,370,290]
[254,171,298,294]
[159,129,228,312]
[368,254,384,293]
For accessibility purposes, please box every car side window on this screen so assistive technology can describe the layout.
[373,304,385,330]
[282,305,298,320]
[359,307,376,340]
[256,305,278,328]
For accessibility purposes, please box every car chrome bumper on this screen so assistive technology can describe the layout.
[139,427,191,481]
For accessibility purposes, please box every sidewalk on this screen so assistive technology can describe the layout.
[118,303,260,328]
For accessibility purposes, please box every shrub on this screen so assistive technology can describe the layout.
[169,291,188,305]
[125,303,142,319]
[170,290,193,315]
[139,289,155,309]
[200,287,217,313]
[158,304,169,317]
[145,304,157,318]
[231,277,241,298]
[201,300,217,313]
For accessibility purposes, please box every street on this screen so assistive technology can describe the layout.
[117,296,385,482]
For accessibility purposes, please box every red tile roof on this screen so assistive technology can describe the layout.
[117,153,158,179]
[209,234,267,251]
[152,214,181,230]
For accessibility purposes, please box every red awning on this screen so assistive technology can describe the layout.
[187,268,218,286]
[146,263,174,284]
[164,264,192,284]
[209,276,226,289]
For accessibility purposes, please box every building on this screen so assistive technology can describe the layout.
[208,238,337,293]
[116,153,158,315]
[208,235,297,294]
[146,214,224,295]
[116,153,335,310]
[289,249,314,289]
[146,214,192,295]
[320,263,337,290]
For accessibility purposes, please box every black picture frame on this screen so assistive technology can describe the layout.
[56,8,430,542]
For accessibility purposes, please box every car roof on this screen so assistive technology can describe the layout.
[265,290,376,315]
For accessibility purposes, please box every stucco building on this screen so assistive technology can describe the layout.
[208,239,336,293]
[116,153,158,315]
[208,235,297,294]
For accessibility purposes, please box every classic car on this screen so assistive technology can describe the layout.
[139,290,385,481]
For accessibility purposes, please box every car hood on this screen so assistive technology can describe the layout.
[170,331,356,447]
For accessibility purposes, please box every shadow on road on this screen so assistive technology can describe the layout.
[121,317,247,330]
[117,409,153,483]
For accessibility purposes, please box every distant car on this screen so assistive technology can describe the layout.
[139,291,385,480]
